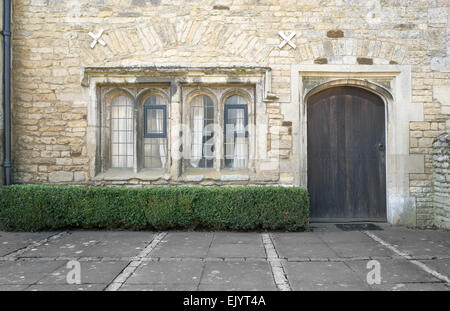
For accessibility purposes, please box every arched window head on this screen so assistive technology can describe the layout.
[190,95,214,168]
[143,95,168,169]
[224,95,248,169]
[111,95,134,168]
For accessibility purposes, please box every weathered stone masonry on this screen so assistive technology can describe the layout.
[433,134,450,229]
[4,0,450,227]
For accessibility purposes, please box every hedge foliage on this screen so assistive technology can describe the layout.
[0,185,309,231]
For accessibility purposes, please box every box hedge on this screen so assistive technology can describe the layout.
[0,185,309,231]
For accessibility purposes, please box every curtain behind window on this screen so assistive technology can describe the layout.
[155,108,167,168]
[111,95,134,168]
[234,108,248,168]
[190,96,204,168]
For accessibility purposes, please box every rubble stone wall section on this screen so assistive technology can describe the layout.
[432,133,450,229]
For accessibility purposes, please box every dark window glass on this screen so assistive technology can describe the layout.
[143,95,167,169]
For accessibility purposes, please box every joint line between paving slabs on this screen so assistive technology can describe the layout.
[364,230,450,284]
[105,232,167,291]
[261,233,291,291]
[196,232,215,290]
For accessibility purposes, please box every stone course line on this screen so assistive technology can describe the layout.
[261,233,291,291]
[0,232,68,261]
[105,232,167,291]
[364,231,450,284]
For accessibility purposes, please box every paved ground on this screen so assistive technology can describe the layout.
[0,223,449,291]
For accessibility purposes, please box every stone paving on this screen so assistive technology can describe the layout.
[0,224,449,291]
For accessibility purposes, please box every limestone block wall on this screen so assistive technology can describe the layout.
[7,0,450,226]
[433,133,450,229]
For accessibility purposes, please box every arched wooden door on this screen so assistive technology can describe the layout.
[307,86,386,221]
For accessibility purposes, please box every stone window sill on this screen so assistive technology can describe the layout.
[93,168,170,181]
[93,168,251,182]
[182,168,250,182]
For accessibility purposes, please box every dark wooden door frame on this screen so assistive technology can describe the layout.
[306,86,388,223]
[293,66,416,226]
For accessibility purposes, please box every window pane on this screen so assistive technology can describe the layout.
[224,95,248,169]
[111,95,133,168]
[143,95,167,169]
[149,109,157,132]
[227,94,238,105]
[144,95,166,138]
[190,95,214,168]
[146,108,165,136]
[143,137,167,169]
[226,108,247,137]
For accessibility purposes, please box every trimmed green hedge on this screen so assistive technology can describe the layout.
[0,185,309,231]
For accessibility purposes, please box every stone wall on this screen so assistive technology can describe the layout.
[8,0,450,226]
[432,133,450,229]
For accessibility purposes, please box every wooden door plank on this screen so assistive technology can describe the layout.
[307,86,386,220]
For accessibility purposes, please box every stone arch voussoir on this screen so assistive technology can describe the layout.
[296,38,407,65]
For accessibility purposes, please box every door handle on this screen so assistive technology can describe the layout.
[378,143,385,151]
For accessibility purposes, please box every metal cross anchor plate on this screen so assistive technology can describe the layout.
[89,29,106,49]
[278,31,296,49]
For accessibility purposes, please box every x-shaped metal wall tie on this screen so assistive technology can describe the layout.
[278,31,296,49]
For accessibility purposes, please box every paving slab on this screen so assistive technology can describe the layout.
[314,225,450,257]
[125,261,203,285]
[20,231,155,258]
[36,260,128,285]
[369,282,450,291]
[208,232,266,258]
[199,261,276,291]
[309,226,340,233]
[345,259,442,284]
[327,241,393,258]
[119,283,198,291]
[374,227,450,257]
[271,233,337,258]
[79,232,156,257]
[283,261,369,291]
[375,227,450,243]
[316,231,376,244]
[0,285,29,291]
[0,260,65,285]
[0,228,449,291]
[26,284,107,291]
[388,240,449,258]
[285,282,372,291]
[272,232,324,244]
[421,231,450,247]
[197,283,276,291]
[150,232,213,258]
[419,259,450,276]
[0,232,55,257]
